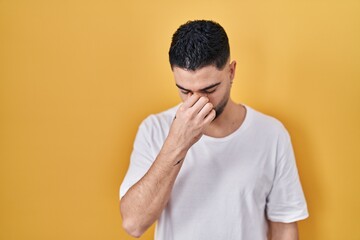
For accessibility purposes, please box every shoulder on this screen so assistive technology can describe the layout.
[138,104,179,136]
[247,106,285,129]
[246,105,291,143]
[141,104,178,127]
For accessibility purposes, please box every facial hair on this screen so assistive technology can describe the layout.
[213,86,230,119]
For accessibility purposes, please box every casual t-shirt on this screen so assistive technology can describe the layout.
[120,104,309,240]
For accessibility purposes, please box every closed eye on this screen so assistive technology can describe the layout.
[176,82,220,95]
[202,88,216,94]
[181,88,216,95]
[181,90,190,95]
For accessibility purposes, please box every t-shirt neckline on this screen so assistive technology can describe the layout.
[201,104,252,143]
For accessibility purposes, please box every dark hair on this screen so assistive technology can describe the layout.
[169,20,230,71]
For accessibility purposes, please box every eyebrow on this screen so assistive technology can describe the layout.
[175,82,221,92]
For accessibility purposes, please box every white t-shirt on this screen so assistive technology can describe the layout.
[120,105,309,240]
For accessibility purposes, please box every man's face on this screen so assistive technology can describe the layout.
[172,61,236,119]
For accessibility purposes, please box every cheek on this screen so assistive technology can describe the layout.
[208,92,221,105]
[210,87,229,106]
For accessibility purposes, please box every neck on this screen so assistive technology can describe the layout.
[203,100,246,138]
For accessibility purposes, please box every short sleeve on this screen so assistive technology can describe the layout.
[266,132,309,223]
[119,118,155,199]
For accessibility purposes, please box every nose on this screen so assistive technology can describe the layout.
[197,92,208,98]
[191,91,208,98]
[186,92,208,100]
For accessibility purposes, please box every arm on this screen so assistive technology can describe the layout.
[269,221,299,240]
[120,94,215,238]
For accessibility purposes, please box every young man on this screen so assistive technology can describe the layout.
[120,20,308,240]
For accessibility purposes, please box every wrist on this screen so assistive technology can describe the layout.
[161,137,189,163]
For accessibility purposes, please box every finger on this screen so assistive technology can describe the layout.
[203,109,216,125]
[182,93,200,109]
[197,102,213,119]
[191,96,209,113]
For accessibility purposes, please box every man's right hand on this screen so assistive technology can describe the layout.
[166,94,216,155]
[121,94,215,237]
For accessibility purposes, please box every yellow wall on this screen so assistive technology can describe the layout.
[1,0,359,239]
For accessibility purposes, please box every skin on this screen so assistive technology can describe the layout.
[269,222,299,240]
[120,59,299,239]
[172,60,240,138]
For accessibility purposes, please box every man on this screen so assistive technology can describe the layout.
[120,20,308,240]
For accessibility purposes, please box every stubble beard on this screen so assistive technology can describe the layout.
[213,91,230,120]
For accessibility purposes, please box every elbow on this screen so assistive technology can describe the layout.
[122,217,145,238]
[120,200,145,238]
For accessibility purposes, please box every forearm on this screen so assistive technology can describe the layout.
[120,94,215,237]
[120,141,186,237]
[269,221,298,240]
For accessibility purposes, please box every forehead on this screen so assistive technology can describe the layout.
[172,65,225,89]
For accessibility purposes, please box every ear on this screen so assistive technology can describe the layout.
[229,60,237,82]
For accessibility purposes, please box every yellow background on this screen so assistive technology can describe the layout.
[1,0,359,239]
